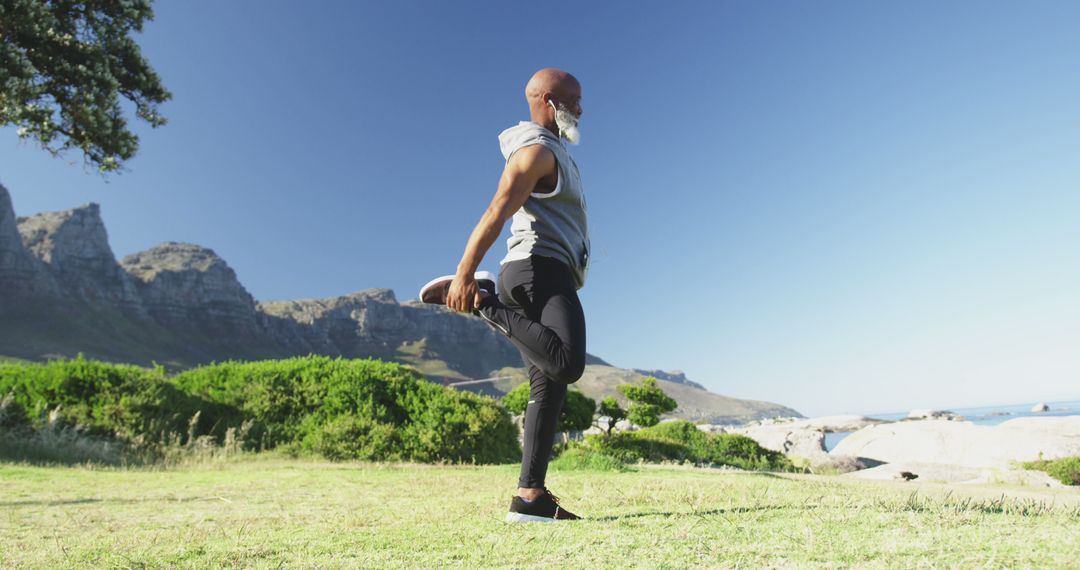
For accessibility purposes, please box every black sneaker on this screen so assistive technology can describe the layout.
[418,271,496,305]
[505,489,581,523]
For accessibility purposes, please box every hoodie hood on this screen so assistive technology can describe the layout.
[498,121,562,161]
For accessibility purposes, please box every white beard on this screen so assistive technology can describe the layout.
[554,105,581,145]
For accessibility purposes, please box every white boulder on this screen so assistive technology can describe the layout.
[788,415,883,432]
[841,461,1066,487]
[1031,403,1049,413]
[906,409,964,421]
[830,416,1080,468]
[729,425,827,458]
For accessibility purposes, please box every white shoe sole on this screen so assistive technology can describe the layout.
[505,512,556,523]
[418,271,496,301]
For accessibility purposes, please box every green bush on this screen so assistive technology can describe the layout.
[618,376,677,427]
[596,395,626,435]
[0,355,233,444]
[575,431,693,463]
[500,382,596,432]
[549,445,632,472]
[172,355,520,463]
[0,391,29,429]
[558,420,795,472]
[304,415,401,461]
[0,355,521,465]
[1023,456,1080,486]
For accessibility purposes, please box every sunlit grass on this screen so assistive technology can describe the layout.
[1,459,1077,568]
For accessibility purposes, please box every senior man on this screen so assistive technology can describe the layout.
[420,68,589,522]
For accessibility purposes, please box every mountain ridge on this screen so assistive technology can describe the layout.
[0,183,801,423]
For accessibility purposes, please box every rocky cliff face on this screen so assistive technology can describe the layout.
[0,184,60,309]
[17,203,146,315]
[259,290,523,378]
[633,368,706,390]
[120,242,266,347]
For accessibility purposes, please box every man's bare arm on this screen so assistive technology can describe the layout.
[445,145,556,313]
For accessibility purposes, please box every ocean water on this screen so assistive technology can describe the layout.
[823,399,1080,452]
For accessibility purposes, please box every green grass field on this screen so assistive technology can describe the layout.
[2,458,1078,568]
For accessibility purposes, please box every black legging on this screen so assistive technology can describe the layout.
[476,255,586,489]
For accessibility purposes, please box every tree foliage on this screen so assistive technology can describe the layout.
[0,0,171,172]
[596,395,626,435]
[501,381,530,415]
[560,389,596,432]
[617,376,677,428]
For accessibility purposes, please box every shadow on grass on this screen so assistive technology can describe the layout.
[0,495,228,507]
[588,504,812,521]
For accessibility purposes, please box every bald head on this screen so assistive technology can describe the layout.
[525,68,583,142]
[526,68,580,103]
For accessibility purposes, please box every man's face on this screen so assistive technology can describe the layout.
[558,83,583,118]
[551,85,583,144]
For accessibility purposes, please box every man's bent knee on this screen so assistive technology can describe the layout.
[549,360,585,385]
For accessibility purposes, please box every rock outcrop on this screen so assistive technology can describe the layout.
[0,183,60,308]
[632,368,706,390]
[740,415,884,433]
[842,461,1066,487]
[727,425,828,458]
[259,291,523,378]
[17,203,146,315]
[905,409,964,421]
[830,417,1080,468]
[121,242,265,346]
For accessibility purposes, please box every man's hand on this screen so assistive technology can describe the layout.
[446,272,484,313]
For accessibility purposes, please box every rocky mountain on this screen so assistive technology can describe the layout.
[120,242,269,355]
[0,184,60,307]
[0,183,801,422]
[18,203,146,315]
[258,290,521,379]
[582,366,799,424]
[632,368,706,390]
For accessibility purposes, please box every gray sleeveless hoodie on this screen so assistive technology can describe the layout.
[498,121,590,289]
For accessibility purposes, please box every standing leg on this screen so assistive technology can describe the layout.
[479,256,586,511]
[517,359,568,490]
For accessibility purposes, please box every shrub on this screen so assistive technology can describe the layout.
[617,376,677,427]
[501,382,530,414]
[304,415,401,461]
[596,396,626,435]
[0,355,520,465]
[1023,456,1080,486]
[576,431,694,463]
[558,420,795,472]
[500,382,596,433]
[560,390,596,432]
[0,391,28,430]
[172,355,520,463]
[550,445,632,472]
[0,355,235,444]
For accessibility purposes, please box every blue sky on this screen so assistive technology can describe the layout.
[3,1,1079,416]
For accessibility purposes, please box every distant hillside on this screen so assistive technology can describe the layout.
[0,182,801,423]
[482,365,801,424]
